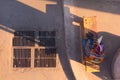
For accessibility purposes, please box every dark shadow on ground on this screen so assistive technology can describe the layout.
[63,6,82,63]
[0,0,75,79]
[1,0,120,80]
[66,0,120,15]
[94,32,120,80]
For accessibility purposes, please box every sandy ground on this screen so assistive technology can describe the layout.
[0,0,120,80]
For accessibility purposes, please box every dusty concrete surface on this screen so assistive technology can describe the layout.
[63,0,120,80]
[0,0,120,80]
[0,0,71,80]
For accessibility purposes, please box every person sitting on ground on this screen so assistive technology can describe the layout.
[83,32,105,64]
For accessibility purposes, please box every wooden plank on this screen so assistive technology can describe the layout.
[83,16,97,33]
[86,61,100,72]
[83,16,100,72]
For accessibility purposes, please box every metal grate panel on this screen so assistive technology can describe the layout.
[13,37,35,46]
[13,31,35,46]
[39,31,56,37]
[13,49,31,68]
[38,38,55,47]
[34,48,56,67]
[13,31,56,68]
[14,31,35,37]
[34,59,56,67]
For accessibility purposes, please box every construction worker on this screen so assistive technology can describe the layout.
[82,32,105,64]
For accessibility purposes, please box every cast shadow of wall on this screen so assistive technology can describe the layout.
[63,7,82,63]
[0,0,75,80]
[66,0,120,15]
[95,32,120,80]
[1,0,120,80]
